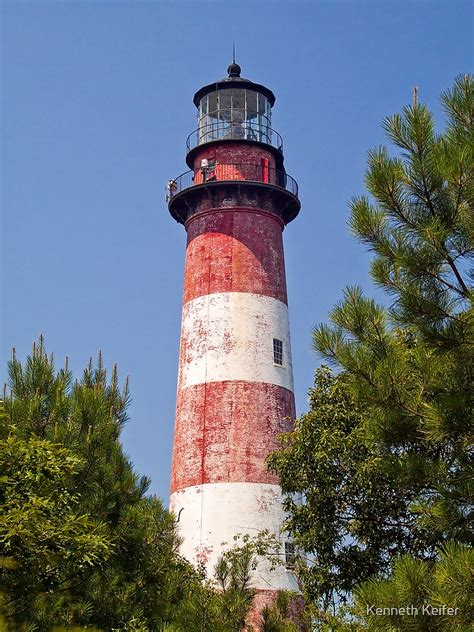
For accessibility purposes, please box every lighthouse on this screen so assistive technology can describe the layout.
[168,61,300,615]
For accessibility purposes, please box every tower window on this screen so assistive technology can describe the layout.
[273,338,283,366]
[285,541,295,569]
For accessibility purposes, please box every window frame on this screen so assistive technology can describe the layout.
[273,338,284,367]
[284,541,296,569]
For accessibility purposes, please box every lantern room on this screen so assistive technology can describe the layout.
[186,62,283,163]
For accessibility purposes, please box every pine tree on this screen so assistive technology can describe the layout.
[260,591,307,632]
[1,339,194,630]
[171,543,256,631]
[352,543,473,631]
[314,74,473,546]
[268,75,473,622]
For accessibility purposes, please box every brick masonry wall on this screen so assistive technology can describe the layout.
[192,142,276,170]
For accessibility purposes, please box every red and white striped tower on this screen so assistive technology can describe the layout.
[167,62,301,619]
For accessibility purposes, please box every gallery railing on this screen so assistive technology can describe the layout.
[186,122,284,153]
[167,162,298,201]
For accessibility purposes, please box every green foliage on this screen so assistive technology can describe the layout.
[0,339,194,630]
[0,433,112,614]
[269,75,473,625]
[171,543,255,631]
[348,75,473,347]
[261,591,308,632]
[352,543,474,631]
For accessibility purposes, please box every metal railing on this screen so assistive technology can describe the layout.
[167,162,298,201]
[186,122,283,153]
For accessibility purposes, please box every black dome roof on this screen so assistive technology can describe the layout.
[193,63,276,107]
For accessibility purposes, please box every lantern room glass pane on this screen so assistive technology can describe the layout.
[204,91,218,143]
[245,90,258,119]
[208,92,218,118]
[218,91,231,121]
[232,89,245,112]
[196,88,273,146]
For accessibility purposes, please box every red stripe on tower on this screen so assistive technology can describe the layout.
[167,60,301,624]
[171,381,295,492]
[184,209,288,304]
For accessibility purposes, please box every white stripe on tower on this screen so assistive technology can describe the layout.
[170,483,297,592]
[177,292,294,391]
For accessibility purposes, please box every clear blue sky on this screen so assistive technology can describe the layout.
[2,0,472,500]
